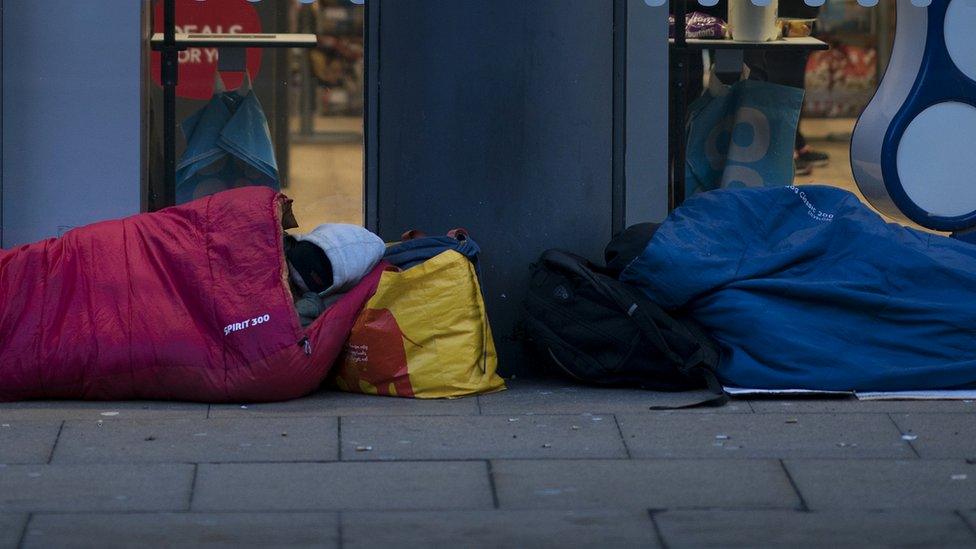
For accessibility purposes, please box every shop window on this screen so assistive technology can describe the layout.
[792,0,893,210]
[147,0,365,231]
[670,0,904,224]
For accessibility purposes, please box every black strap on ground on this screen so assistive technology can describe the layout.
[646,370,729,410]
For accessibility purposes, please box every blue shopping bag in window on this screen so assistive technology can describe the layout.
[176,73,279,204]
[685,74,804,197]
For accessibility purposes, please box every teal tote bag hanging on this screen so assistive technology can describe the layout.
[685,73,804,197]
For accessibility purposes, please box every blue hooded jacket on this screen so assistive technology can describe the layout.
[621,185,976,391]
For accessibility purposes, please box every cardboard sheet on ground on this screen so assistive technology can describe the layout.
[725,386,976,400]
[855,391,976,401]
[723,387,854,397]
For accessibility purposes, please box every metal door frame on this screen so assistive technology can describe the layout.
[363,0,669,234]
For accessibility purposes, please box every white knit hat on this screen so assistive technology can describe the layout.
[296,224,385,296]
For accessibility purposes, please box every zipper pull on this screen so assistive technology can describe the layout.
[300,338,312,356]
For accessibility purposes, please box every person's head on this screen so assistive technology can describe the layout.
[290,223,386,296]
[604,222,661,276]
[286,239,334,294]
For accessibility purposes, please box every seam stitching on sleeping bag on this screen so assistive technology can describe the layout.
[124,219,136,399]
[202,197,229,401]
[731,190,778,282]
[907,232,976,347]
[38,241,50,397]
[919,238,976,346]
[83,231,100,397]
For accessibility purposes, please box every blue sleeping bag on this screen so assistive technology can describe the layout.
[621,185,976,391]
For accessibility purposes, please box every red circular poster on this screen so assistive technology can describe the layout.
[151,0,264,100]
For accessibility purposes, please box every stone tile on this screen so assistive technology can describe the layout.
[480,380,751,415]
[747,398,976,414]
[890,414,976,458]
[618,413,914,459]
[0,464,193,512]
[0,422,62,464]
[960,511,976,537]
[209,390,479,418]
[654,509,976,548]
[341,415,627,460]
[785,459,976,510]
[193,462,493,511]
[53,418,338,464]
[23,513,338,549]
[0,514,27,549]
[492,459,798,510]
[0,401,207,422]
[342,510,659,549]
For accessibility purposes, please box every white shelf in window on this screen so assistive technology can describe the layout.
[150,33,317,49]
[669,36,829,51]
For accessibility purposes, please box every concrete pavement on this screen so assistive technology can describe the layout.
[1,378,975,548]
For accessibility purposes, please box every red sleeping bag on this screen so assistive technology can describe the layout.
[0,187,381,402]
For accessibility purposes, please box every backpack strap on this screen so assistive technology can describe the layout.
[646,368,729,409]
[610,285,728,408]
[617,287,728,408]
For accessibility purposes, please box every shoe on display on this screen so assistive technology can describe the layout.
[795,158,813,177]
[796,146,830,167]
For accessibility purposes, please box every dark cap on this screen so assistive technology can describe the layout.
[285,240,334,294]
[604,222,661,277]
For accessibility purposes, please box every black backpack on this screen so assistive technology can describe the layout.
[520,249,726,404]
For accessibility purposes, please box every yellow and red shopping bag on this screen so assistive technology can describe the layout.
[333,243,506,399]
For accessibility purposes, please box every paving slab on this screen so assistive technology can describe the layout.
[209,390,478,418]
[0,422,62,464]
[617,413,914,459]
[0,514,26,549]
[960,511,976,537]
[341,414,627,460]
[0,401,208,421]
[23,512,338,549]
[747,398,976,414]
[0,464,193,512]
[785,459,976,510]
[52,417,338,463]
[654,509,976,548]
[889,413,976,458]
[492,459,798,510]
[193,461,493,511]
[479,380,751,415]
[342,510,659,549]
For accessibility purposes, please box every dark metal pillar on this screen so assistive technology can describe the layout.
[670,0,689,210]
[160,0,179,209]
